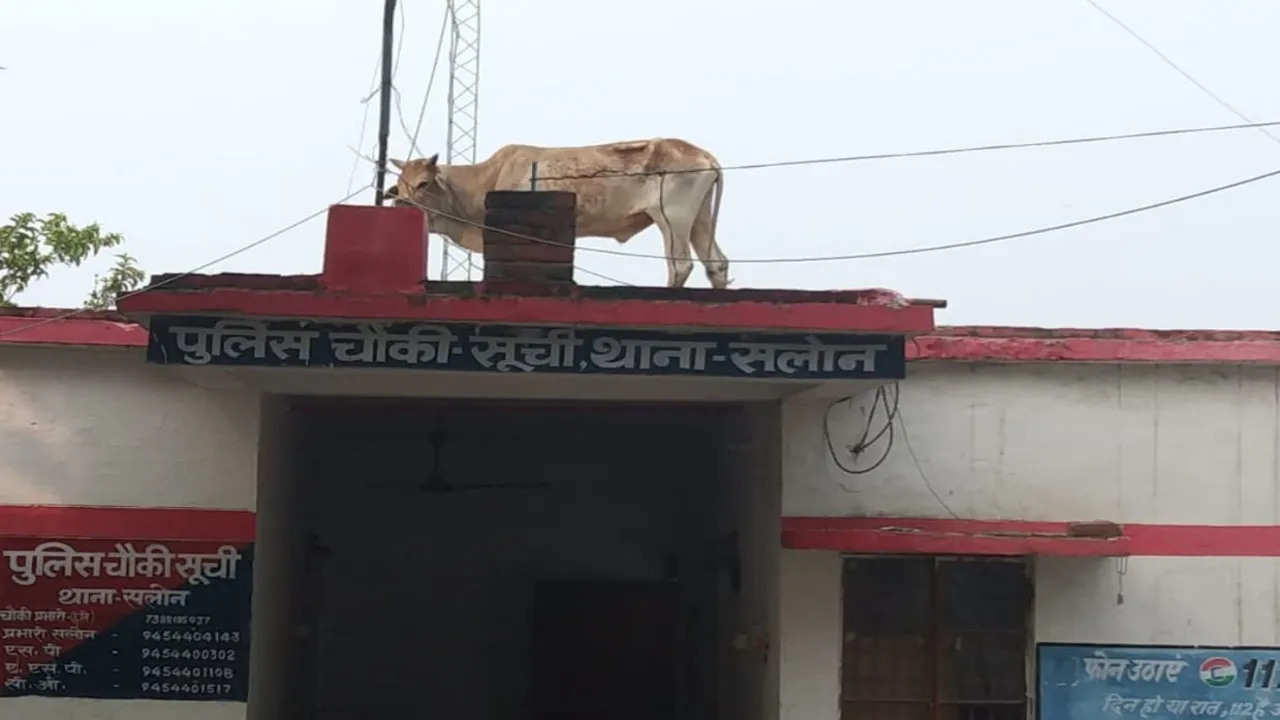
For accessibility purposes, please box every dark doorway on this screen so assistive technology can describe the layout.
[274,399,775,720]
[531,578,680,720]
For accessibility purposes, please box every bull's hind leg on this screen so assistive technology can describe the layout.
[690,192,731,290]
[650,210,693,288]
[648,179,700,289]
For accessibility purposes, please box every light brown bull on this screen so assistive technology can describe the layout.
[384,138,730,289]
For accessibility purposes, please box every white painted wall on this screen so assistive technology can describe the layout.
[719,403,783,720]
[784,363,1280,525]
[777,549,841,720]
[0,345,261,720]
[0,346,260,510]
[246,396,303,720]
[22,346,1278,720]
[778,362,1280,720]
[1035,556,1280,646]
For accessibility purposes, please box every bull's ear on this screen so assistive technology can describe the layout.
[384,185,400,198]
[389,158,407,170]
[425,153,439,168]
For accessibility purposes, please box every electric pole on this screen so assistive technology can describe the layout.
[374,0,398,206]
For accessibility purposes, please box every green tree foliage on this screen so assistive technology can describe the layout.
[0,212,145,309]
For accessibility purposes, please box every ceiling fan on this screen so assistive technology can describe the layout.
[372,422,551,495]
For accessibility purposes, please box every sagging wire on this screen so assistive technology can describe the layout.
[528,118,1280,182]
[384,163,1280,266]
[0,184,373,339]
[825,382,900,477]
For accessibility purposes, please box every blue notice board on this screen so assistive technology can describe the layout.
[1039,644,1280,720]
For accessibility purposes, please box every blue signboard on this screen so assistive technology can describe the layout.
[143,315,907,381]
[1039,644,1280,720]
[0,537,253,702]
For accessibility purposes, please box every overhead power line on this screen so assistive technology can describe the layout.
[0,186,371,340]
[575,266,631,286]
[346,0,408,196]
[12,117,1274,338]
[0,189,632,341]
[346,57,383,195]
[407,4,452,157]
[1083,0,1280,148]
[528,119,1280,181]
[400,163,1280,264]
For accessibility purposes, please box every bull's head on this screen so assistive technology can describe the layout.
[384,154,446,216]
[384,153,479,250]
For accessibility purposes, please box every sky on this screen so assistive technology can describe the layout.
[3,0,1279,329]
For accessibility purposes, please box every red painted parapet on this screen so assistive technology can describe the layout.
[321,204,428,293]
[93,200,937,334]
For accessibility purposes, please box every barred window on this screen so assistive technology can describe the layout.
[841,557,1030,720]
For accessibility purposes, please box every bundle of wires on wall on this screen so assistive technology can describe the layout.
[824,383,900,475]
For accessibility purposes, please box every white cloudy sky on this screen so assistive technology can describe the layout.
[3,0,1278,329]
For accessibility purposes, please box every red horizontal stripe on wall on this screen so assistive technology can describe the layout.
[0,505,256,542]
[782,517,1280,558]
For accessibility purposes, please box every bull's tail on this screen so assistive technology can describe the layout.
[707,163,730,287]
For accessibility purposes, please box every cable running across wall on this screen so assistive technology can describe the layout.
[825,383,899,476]
[824,381,960,518]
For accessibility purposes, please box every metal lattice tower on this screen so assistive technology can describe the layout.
[440,0,482,281]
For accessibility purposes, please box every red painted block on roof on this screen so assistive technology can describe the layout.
[321,204,429,294]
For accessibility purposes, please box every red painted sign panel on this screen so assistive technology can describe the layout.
[0,537,253,701]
